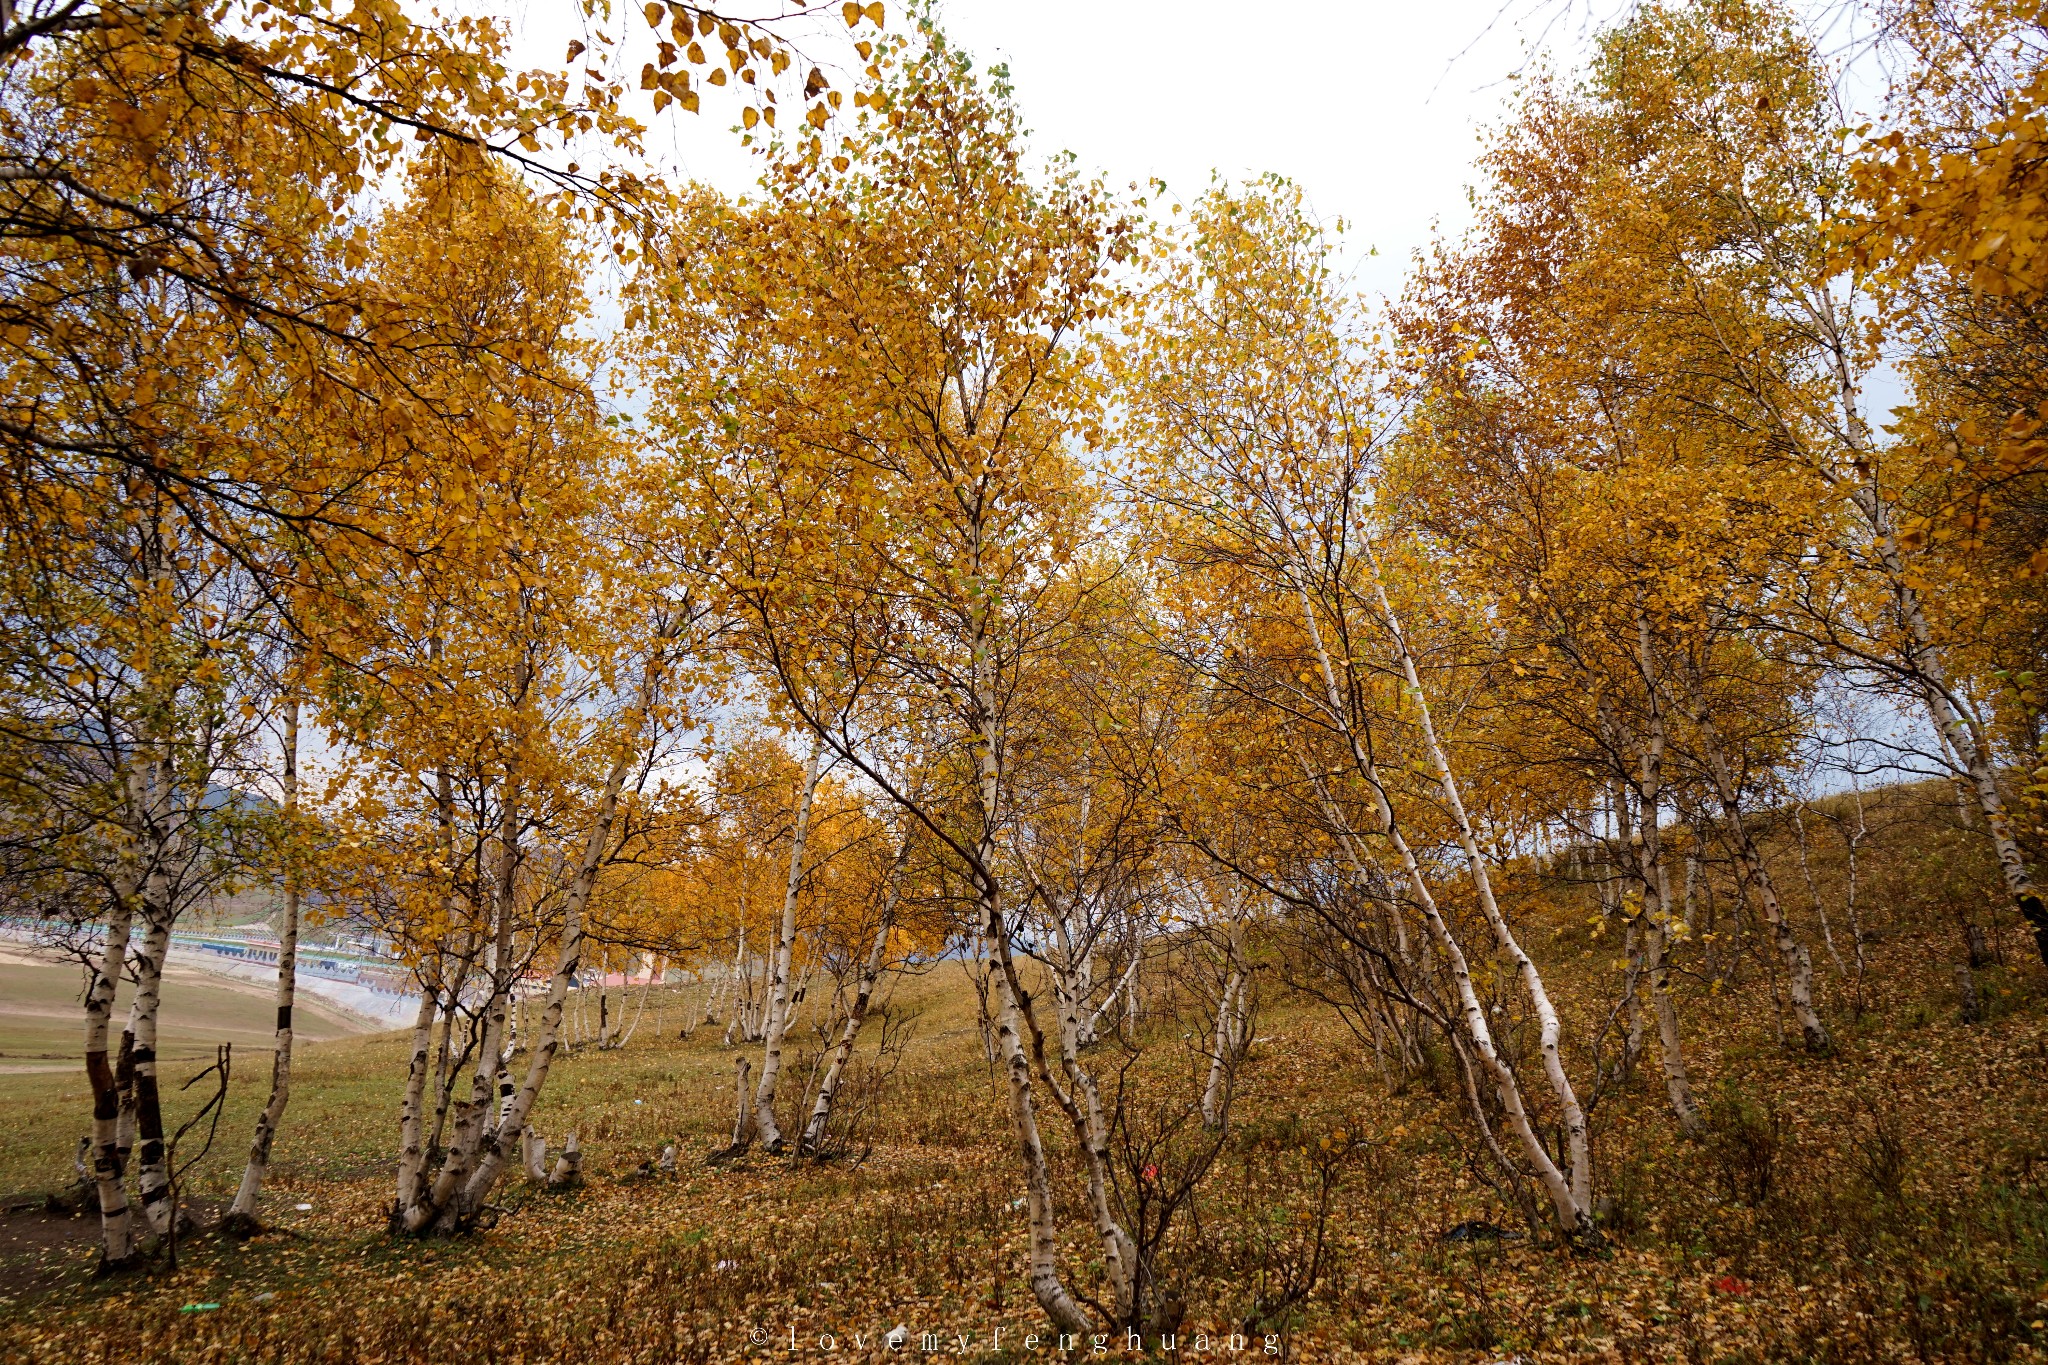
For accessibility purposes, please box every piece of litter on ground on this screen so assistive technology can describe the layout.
[179,1303,220,1313]
[294,1203,313,1211]
[714,1260,735,1271]
[253,1293,276,1305]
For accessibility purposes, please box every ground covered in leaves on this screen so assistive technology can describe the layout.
[3,790,2046,1363]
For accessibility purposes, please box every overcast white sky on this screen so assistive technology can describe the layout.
[921,0,1618,304]
[485,1,1652,304]
[534,0,1895,304]
[492,0,1888,305]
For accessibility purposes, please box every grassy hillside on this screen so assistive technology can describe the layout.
[0,947,372,1075]
[1,780,2044,1362]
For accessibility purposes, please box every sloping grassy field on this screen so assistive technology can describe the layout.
[1,783,2045,1363]
[0,947,369,1076]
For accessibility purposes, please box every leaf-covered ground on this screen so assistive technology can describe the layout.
[3,786,2046,1363]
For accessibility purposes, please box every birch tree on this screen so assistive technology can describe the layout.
[223,683,306,1236]
[1116,180,1598,1239]
[1571,0,2046,957]
[1391,6,1854,1085]
[0,458,271,1266]
[644,19,1132,1325]
[798,821,913,1153]
[751,738,825,1152]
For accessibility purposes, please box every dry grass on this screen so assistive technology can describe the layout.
[0,781,2044,1362]
[0,945,372,1077]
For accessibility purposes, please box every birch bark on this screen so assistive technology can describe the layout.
[114,1028,136,1173]
[226,693,302,1231]
[1610,640,1702,1138]
[1792,806,1849,975]
[84,873,141,1269]
[615,966,656,1049]
[1010,856,1140,1323]
[800,833,909,1152]
[393,961,443,1217]
[1200,957,1247,1128]
[753,738,825,1152]
[968,663,1092,1332]
[127,900,174,1235]
[450,638,675,1225]
[1291,572,1590,1235]
[1791,295,2044,958]
[1672,676,1830,1050]
[457,758,524,1166]
[1362,545,1593,1216]
[396,755,458,1217]
[1044,959,1137,1321]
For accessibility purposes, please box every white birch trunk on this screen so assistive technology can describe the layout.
[1058,989,1138,1322]
[127,901,174,1235]
[396,756,457,1217]
[1674,677,1830,1050]
[1597,803,1646,1076]
[1642,915,1697,1133]
[448,641,672,1225]
[800,836,908,1152]
[1200,965,1246,1128]
[1843,782,1871,981]
[1611,648,1702,1139]
[397,607,670,1233]
[1933,724,1981,825]
[226,694,301,1230]
[984,906,1094,1334]
[393,963,442,1217]
[1010,845,1146,1319]
[444,807,518,1207]
[1706,245,2045,952]
[1084,952,1142,1049]
[1364,552,1594,1216]
[969,673,1092,1333]
[547,1130,582,1188]
[1832,352,2045,956]
[1293,574,1591,1236]
[84,878,141,1269]
[726,1054,753,1149]
[753,739,825,1153]
[721,921,748,1045]
[1792,806,1849,975]
[616,960,658,1049]
[114,1028,135,1172]
[1621,919,1646,1072]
